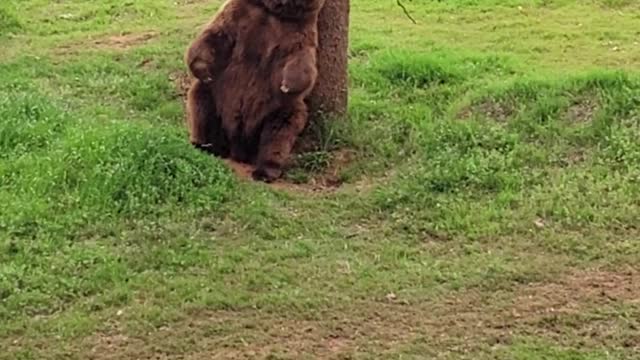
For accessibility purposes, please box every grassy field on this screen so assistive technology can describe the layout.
[1,0,640,358]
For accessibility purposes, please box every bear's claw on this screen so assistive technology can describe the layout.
[251,167,282,183]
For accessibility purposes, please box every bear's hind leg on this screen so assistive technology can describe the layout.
[252,102,308,183]
[186,80,229,157]
[229,132,256,164]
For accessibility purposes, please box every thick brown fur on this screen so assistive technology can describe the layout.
[185,0,324,182]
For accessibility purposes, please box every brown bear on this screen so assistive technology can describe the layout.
[185,0,325,182]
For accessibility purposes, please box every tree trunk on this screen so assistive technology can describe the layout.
[310,0,350,120]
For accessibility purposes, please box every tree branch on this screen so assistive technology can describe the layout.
[396,0,417,24]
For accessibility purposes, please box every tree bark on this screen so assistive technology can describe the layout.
[309,0,350,120]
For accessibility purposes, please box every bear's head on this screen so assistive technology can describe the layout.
[258,0,326,20]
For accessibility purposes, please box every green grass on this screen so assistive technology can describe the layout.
[1,0,640,358]
[0,3,22,37]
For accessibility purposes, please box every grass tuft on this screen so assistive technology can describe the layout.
[0,4,22,36]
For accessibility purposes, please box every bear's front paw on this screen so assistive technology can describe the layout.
[252,166,282,183]
[192,142,215,153]
[190,61,214,84]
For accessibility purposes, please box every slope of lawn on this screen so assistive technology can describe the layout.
[1,0,639,358]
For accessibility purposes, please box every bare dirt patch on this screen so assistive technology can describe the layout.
[284,148,357,189]
[73,269,639,359]
[513,269,639,313]
[497,269,640,350]
[222,148,356,194]
[175,0,209,4]
[459,98,516,122]
[88,330,146,360]
[565,94,600,124]
[56,31,158,55]
[93,31,158,50]
[81,308,413,359]
[560,148,588,166]
[170,71,192,101]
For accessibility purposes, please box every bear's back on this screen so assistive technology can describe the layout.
[228,0,316,75]
[215,0,318,136]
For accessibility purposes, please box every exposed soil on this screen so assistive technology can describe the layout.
[69,269,639,359]
[460,93,600,125]
[171,71,192,101]
[459,99,516,122]
[223,148,356,193]
[55,31,158,55]
[92,31,158,50]
[564,148,587,165]
[565,94,600,124]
